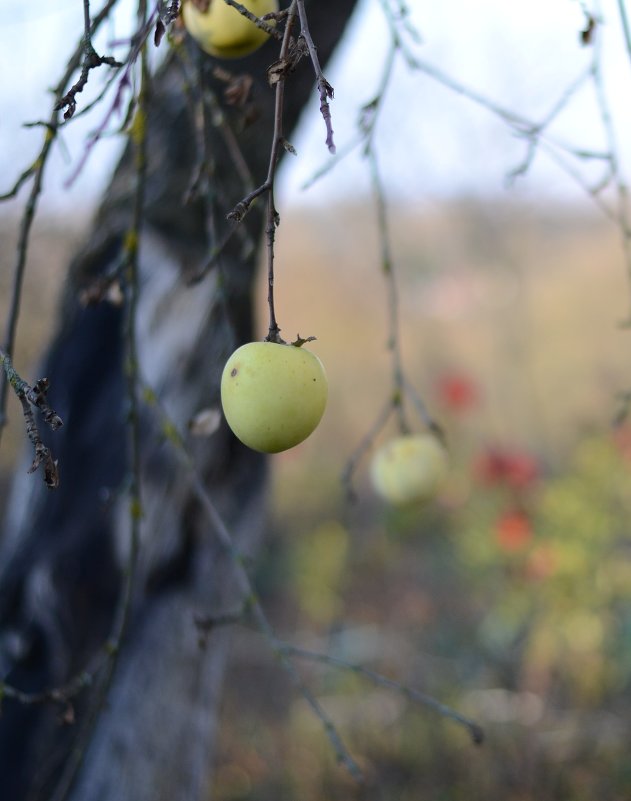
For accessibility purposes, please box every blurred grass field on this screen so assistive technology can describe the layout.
[3,198,631,799]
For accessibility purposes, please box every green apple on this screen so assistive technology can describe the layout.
[182,0,278,59]
[371,433,448,505]
[220,341,328,453]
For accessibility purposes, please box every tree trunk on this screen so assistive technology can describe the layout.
[0,4,358,799]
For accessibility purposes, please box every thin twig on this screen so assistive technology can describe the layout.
[1,675,88,708]
[296,0,336,153]
[367,148,409,435]
[342,397,395,500]
[222,0,282,39]
[63,7,160,188]
[55,0,123,121]
[282,642,484,745]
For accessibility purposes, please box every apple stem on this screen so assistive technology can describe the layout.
[265,195,281,342]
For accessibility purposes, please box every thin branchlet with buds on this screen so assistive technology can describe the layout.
[223,0,283,39]
[296,0,336,153]
[55,0,123,121]
[0,347,62,488]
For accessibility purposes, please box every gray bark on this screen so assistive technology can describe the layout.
[0,3,359,799]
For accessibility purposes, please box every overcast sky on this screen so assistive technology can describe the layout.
[1,0,630,214]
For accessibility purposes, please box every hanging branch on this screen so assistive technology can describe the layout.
[213,0,340,341]
[226,4,301,225]
[340,36,443,496]
[0,0,121,453]
[227,1,301,342]
[367,148,409,434]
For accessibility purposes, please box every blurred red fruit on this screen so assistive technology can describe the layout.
[474,449,509,484]
[495,510,533,552]
[474,448,539,489]
[436,373,478,412]
[503,453,539,488]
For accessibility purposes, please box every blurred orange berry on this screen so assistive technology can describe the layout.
[495,510,533,552]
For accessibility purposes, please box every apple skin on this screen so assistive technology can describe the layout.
[371,433,448,505]
[220,341,328,453]
[182,0,278,59]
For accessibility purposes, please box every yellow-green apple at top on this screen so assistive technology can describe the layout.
[371,433,448,505]
[182,0,278,59]
[220,341,328,453]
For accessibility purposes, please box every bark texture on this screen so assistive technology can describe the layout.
[0,3,359,799]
